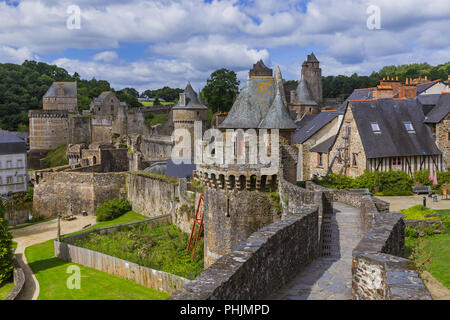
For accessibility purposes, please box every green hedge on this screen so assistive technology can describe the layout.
[96,198,132,222]
[313,170,450,196]
[0,203,13,285]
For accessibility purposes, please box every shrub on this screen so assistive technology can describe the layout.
[0,202,13,285]
[314,170,414,194]
[423,228,435,236]
[96,198,131,222]
[405,228,419,238]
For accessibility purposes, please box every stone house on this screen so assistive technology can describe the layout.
[424,93,450,171]
[325,99,444,177]
[293,110,344,181]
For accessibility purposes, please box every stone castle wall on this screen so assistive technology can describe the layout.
[436,118,450,170]
[126,172,195,234]
[29,110,70,151]
[170,205,319,300]
[139,135,173,162]
[203,188,280,268]
[33,172,126,218]
[43,97,77,112]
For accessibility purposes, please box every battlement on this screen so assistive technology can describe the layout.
[194,168,278,191]
[29,110,69,118]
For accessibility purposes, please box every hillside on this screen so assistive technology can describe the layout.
[0,61,140,131]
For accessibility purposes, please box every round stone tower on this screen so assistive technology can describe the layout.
[172,83,209,154]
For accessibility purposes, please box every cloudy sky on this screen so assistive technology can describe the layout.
[0,0,449,93]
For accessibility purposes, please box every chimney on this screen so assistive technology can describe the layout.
[179,93,186,107]
[57,83,64,97]
[290,90,297,104]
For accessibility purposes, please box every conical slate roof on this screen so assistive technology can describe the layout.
[259,86,297,129]
[219,81,263,129]
[307,52,318,62]
[274,65,288,107]
[296,79,318,106]
[173,82,208,110]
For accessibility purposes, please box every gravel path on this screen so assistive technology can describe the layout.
[269,202,364,300]
[11,216,97,300]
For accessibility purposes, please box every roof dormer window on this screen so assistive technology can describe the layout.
[371,122,380,133]
[404,122,415,133]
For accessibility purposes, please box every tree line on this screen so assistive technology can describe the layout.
[0,60,448,131]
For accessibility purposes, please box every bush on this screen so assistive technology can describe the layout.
[96,198,131,222]
[314,170,414,194]
[0,202,13,285]
[405,227,419,238]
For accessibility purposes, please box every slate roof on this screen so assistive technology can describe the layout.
[417,94,441,106]
[165,159,196,178]
[295,79,318,105]
[348,99,441,158]
[424,93,450,124]
[310,135,337,153]
[173,83,208,110]
[295,114,317,128]
[249,59,273,77]
[43,82,77,98]
[307,52,318,62]
[416,80,440,94]
[143,162,167,175]
[0,131,26,155]
[346,88,374,101]
[259,87,297,129]
[293,111,340,144]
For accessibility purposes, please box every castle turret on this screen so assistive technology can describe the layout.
[172,83,209,155]
[301,53,323,105]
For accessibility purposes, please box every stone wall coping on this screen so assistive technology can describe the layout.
[5,259,26,300]
[62,214,172,243]
[170,207,318,300]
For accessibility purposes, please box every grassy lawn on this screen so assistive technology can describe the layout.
[403,209,450,289]
[0,280,14,300]
[141,101,173,107]
[400,205,442,220]
[74,222,204,280]
[44,145,68,168]
[25,211,170,300]
[145,113,169,126]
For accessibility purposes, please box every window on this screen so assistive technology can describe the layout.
[317,153,323,167]
[392,157,402,167]
[17,176,23,183]
[6,160,12,169]
[404,122,414,132]
[6,176,12,184]
[0,177,2,185]
[17,159,23,167]
[371,122,380,133]
[352,153,358,168]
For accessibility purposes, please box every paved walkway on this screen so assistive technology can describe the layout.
[269,202,364,300]
[11,216,96,300]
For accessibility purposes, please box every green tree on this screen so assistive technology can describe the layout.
[202,68,240,113]
[0,202,13,285]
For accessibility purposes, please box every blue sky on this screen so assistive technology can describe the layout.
[0,0,449,93]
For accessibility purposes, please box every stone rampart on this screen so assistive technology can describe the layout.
[170,206,319,300]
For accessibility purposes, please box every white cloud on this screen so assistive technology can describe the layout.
[0,46,37,63]
[0,0,447,89]
[92,51,118,62]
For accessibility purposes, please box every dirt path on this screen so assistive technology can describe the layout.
[421,271,450,300]
[12,216,97,300]
[378,195,450,212]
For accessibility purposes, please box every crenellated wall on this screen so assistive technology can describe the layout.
[170,205,319,300]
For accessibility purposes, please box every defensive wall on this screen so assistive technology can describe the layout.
[304,181,432,300]
[55,214,190,294]
[170,179,332,299]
